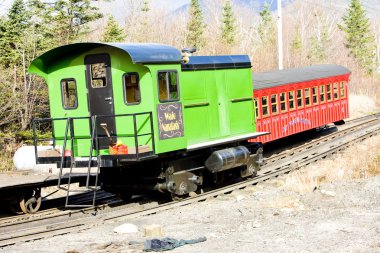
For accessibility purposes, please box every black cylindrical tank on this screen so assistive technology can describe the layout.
[205,146,250,173]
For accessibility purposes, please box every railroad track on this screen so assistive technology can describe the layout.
[264,113,380,164]
[1,114,379,248]
[0,191,120,226]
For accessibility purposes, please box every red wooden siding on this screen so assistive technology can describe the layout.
[252,75,350,143]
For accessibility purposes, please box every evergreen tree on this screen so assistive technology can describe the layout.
[258,3,275,44]
[221,0,236,45]
[49,0,103,44]
[102,16,125,42]
[186,0,206,49]
[0,0,48,131]
[339,0,376,74]
[307,16,330,64]
[139,0,150,42]
[0,0,31,66]
[141,0,150,13]
[256,2,277,69]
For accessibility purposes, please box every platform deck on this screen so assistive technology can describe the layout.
[0,169,97,195]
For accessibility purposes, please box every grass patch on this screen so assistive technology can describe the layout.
[282,134,380,194]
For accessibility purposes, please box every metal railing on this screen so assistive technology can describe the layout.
[32,111,156,208]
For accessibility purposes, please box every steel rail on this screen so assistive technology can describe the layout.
[0,191,120,228]
[264,113,380,164]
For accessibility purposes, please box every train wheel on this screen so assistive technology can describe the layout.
[19,188,42,214]
[117,192,132,202]
[8,198,24,215]
[171,192,188,201]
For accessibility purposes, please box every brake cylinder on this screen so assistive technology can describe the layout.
[205,146,251,173]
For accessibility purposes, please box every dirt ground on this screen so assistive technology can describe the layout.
[2,95,380,253]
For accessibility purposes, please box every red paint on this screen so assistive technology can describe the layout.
[109,145,128,155]
[252,74,350,143]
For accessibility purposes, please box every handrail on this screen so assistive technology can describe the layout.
[230,97,253,102]
[58,118,70,187]
[33,111,156,163]
[184,102,210,108]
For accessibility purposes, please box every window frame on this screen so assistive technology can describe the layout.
[312,86,319,104]
[90,62,108,88]
[297,89,304,108]
[280,92,287,112]
[305,88,311,107]
[320,85,326,103]
[157,70,180,103]
[261,96,269,117]
[123,72,141,105]
[333,82,339,100]
[271,94,279,115]
[340,81,346,98]
[288,90,295,111]
[327,84,333,102]
[254,98,260,119]
[61,78,78,110]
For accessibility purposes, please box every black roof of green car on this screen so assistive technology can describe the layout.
[29,42,182,74]
[181,55,251,70]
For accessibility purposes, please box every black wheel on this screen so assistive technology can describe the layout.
[213,172,225,185]
[117,191,132,202]
[19,188,42,214]
[171,192,188,201]
[8,198,24,215]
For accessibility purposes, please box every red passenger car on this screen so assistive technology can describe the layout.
[252,64,351,143]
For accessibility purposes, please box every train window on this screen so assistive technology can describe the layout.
[305,88,311,106]
[280,92,287,112]
[158,71,180,102]
[61,78,78,109]
[312,86,318,104]
[288,91,295,110]
[254,98,260,119]
[123,73,141,104]
[320,85,325,103]
[340,82,346,98]
[333,83,339,99]
[297,89,303,108]
[327,84,332,101]
[262,96,269,117]
[271,94,278,114]
[90,63,107,88]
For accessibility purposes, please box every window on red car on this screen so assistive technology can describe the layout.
[280,92,287,112]
[262,96,269,117]
[288,91,295,110]
[297,89,303,108]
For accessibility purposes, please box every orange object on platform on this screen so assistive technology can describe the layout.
[109,146,118,155]
[109,144,128,155]
[117,145,128,154]
[64,150,72,156]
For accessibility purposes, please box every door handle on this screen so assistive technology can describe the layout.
[105,97,112,101]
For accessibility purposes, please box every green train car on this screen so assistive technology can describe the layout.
[29,43,266,198]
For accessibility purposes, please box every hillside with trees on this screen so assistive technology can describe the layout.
[0,0,379,171]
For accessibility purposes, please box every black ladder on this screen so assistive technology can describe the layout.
[57,117,100,209]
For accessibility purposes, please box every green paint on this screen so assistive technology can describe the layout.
[29,43,255,158]
[181,67,255,145]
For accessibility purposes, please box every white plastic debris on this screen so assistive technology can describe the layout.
[235,195,246,202]
[320,189,336,197]
[113,223,138,234]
